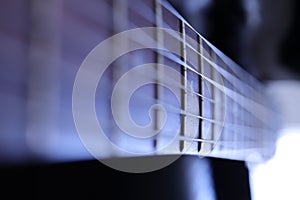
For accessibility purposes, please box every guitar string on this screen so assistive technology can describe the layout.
[157,50,272,127]
[126,2,273,125]
[109,1,274,145]
[104,0,274,152]
[105,53,268,131]
[103,83,271,138]
[110,63,269,130]
[171,135,274,148]
[105,25,272,128]
[114,129,273,149]
[110,1,274,125]
[22,1,273,156]
[111,34,274,147]
[160,0,267,94]
[133,0,266,101]
[121,26,272,126]
[125,0,260,129]
[107,0,272,126]
[135,96,269,134]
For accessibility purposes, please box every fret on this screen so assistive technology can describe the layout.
[26,0,61,152]
[209,50,217,154]
[110,0,129,147]
[198,41,214,155]
[180,20,187,151]
[182,25,203,154]
[154,0,164,149]
[197,34,203,152]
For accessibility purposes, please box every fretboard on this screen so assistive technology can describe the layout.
[70,0,279,164]
[10,0,278,167]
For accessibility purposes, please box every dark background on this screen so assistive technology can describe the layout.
[170,0,300,80]
[0,156,250,200]
[1,0,300,199]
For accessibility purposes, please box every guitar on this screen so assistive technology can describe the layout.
[0,0,278,173]
[71,0,279,172]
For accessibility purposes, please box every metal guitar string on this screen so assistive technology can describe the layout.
[99,0,275,150]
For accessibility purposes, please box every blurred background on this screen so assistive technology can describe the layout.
[170,1,300,200]
[1,0,300,199]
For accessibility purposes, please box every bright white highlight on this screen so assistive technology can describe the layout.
[250,129,300,200]
[250,80,300,200]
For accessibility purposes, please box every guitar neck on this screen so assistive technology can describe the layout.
[13,0,278,166]
[175,1,277,162]
[73,0,278,163]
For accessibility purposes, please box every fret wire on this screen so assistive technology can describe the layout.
[111,0,129,143]
[198,34,203,152]
[179,19,187,151]
[154,0,164,148]
[210,49,217,147]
